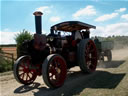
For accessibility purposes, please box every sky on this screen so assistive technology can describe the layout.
[0,0,128,44]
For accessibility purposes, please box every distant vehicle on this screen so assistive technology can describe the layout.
[94,38,113,62]
[13,11,97,88]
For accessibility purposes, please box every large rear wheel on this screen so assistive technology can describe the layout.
[42,54,67,88]
[77,39,97,73]
[13,55,37,85]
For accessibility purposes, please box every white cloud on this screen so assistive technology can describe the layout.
[91,23,128,37]
[50,16,61,22]
[115,8,126,12]
[95,13,118,22]
[95,8,126,22]
[121,14,128,20]
[0,30,19,44]
[35,6,51,13]
[73,5,96,19]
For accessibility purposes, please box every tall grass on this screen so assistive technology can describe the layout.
[0,56,12,73]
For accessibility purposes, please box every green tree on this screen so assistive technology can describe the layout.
[15,29,33,57]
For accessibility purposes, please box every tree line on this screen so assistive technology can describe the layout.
[92,35,128,49]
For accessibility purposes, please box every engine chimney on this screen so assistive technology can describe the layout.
[33,11,43,34]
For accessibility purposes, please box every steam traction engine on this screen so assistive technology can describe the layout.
[13,11,97,88]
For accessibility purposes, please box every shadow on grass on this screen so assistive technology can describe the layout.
[98,60,125,68]
[14,70,126,96]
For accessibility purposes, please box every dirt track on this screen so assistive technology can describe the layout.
[0,48,128,96]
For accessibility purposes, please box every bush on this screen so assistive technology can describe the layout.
[15,29,33,57]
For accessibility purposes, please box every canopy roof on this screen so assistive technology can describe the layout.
[51,21,96,32]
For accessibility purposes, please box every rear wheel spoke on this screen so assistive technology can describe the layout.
[90,49,95,53]
[88,43,92,48]
[91,57,96,60]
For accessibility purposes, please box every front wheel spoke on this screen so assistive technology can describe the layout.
[55,62,58,68]
[49,67,56,74]
[54,59,59,68]
[26,59,30,67]
[19,69,23,71]
[19,64,25,68]
[49,73,54,78]
[27,73,31,79]
[20,73,25,79]
[19,73,24,76]
[22,73,25,80]
[50,75,55,80]
[26,73,29,80]
[50,75,54,79]
[30,71,34,76]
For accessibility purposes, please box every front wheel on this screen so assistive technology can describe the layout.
[13,55,37,85]
[42,54,67,88]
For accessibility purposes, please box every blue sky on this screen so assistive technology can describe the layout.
[0,0,128,44]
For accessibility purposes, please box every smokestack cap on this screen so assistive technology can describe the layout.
[33,11,43,16]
